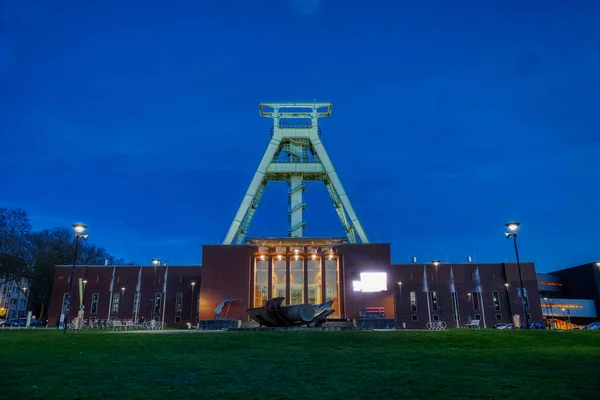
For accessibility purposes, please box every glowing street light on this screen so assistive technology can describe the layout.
[64,223,88,334]
[190,281,197,324]
[504,222,530,330]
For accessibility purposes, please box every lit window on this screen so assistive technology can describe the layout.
[492,290,501,311]
[410,291,417,312]
[431,291,438,311]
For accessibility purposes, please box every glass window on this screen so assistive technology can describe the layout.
[430,291,438,311]
[153,293,162,315]
[495,314,502,321]
[453,314,460,321]
[175,292,183,314]
[411,314,418,321]
[451,292,459,313]
[112,293,120,314]
[90,293,99,314]
[410,291,417,312]
[307,257,322,304]
[472,291,479,311]
[290,256,304,305]
[433,314,439,321]
[272,258,287,304]
[474,314,481,320]
[61,293,69,313]
[325,259,339,317]
[254,258,269,307]
[491,272,496,281]
[492,290,501,311]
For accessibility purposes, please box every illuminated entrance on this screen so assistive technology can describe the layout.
[249,238,343,317]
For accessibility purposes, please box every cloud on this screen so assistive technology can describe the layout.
[292,0,320,15]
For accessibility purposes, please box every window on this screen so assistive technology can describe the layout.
[491,272,496,281]
[292,256,304,305]
[410,273,413,281]
[471,272,474,281]
[254,258,269,307]
[90,293,99,314]
[433,314,439,321]
[175,316,181,323]
[410,291,417,312]
[61,293,69,313]
[117,276,120,283]
[273,257,287,304]
[430,291,438,311]
[474,314,481,320]
[411,314,418,321]
[451,292,459,313]
[453,314,460,321]
[472,291,479,311]
[495,314,502,321]
[112,293,120,313]
[492,290,501,311]
[133,292,140,316]
[96,276,99,283]
[154,293,162,315]
[175,292,183,314]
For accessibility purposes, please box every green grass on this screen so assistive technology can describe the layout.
[1,329,599,399]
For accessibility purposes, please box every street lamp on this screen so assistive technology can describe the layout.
[504,222,530,330]
[64,223,88,334]
[190,281,196,324]
[432,260,442,321]
[150,258,160,321]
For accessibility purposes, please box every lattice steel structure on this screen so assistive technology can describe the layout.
[223,101,369,245]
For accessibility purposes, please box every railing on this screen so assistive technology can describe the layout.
[270,126,322,137]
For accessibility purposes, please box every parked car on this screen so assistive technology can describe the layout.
[520,322,546,329]
[497,323,516,329]
[587,322,600,330]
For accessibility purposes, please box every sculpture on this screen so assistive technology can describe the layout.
[247,297,335,327]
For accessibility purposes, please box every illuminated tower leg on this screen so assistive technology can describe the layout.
[288,175,306,237]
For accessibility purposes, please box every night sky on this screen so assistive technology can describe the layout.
[1,1,599,271]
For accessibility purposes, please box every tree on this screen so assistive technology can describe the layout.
[1,208,128,319]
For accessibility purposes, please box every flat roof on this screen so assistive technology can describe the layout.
[55,264,202,268]
[244,237,348,246]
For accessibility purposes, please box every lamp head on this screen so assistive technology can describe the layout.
[152,258,161,266]
[504,232,511,239]
[73,223,87,234]
[191,281,196,286]
[83,279,88,284]
[432,260,440,267]
[80,234,88,241]
[504,283,509,288]
[121,287,125,291]
[505,222,520,232]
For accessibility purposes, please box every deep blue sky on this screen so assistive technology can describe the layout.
[1,1,599,271]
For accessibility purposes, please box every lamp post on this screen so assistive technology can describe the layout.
[190,282,196,324]
[150,258,160,321]
[504,222,530,330]
[64,223,88,334]
[432,260,442,321]
[504,282,513,321]
[121,287,125,317]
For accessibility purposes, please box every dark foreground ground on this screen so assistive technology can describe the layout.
[1,329,599,399]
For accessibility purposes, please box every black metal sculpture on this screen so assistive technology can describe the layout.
[247,297,335,327]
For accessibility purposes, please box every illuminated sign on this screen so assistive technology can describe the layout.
[541,303,582,309]
[353,272,387,292]
[540,281,563,287]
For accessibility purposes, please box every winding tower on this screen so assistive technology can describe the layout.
[223,102,369,245]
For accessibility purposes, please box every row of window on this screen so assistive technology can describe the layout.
[62,292,191,315]
[409,290,504,313]
[409,271,500,281]
[66,275,194,284]
[407,313,506,322]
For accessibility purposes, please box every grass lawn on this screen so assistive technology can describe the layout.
[1,329,599,399]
